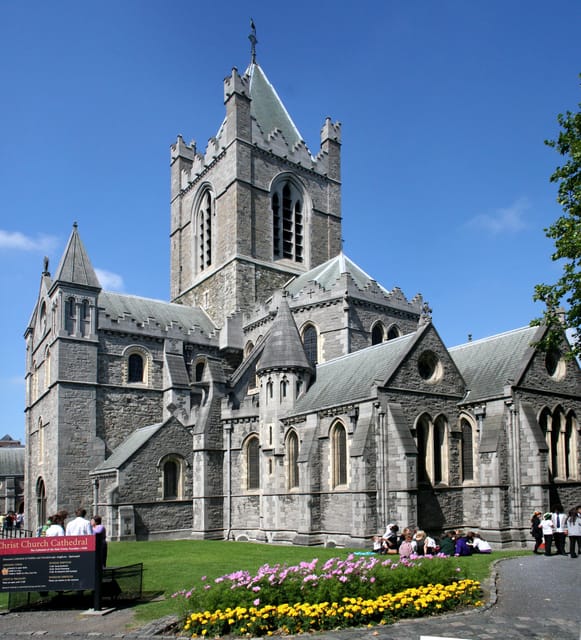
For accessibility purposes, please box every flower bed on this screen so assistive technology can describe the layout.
[175,554,483,637]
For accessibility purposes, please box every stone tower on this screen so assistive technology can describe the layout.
[169,43,342,333]
[25,224,105,525]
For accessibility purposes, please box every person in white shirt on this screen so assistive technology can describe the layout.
[552,505,567,555]
[65,508,93,536]
[45,513,65,537]
[471,532,492,553]
[540,513,555,556]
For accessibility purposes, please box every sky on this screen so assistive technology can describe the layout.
[1,1,580,443]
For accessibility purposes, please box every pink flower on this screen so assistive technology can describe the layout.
[253,598,260,606]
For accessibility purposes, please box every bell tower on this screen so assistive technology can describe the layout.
[169,29,342,329]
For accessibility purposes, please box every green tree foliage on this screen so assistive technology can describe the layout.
[533,81,581,356]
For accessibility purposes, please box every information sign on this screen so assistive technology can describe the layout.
[0,536,96,592]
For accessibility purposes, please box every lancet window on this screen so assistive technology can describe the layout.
[272,181,304,263]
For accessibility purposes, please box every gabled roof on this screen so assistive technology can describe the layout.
[52,223,101,289]
[257,296,312,373]
[449,325,544,402]
[98,291,217,337]
[92,422,164,473]
[0,447,25,475]
[285,252,390,297]
[292,332,418,415]
[246,62,304,150]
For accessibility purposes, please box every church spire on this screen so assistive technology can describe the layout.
[249,19,257,64]
[52,222,101,289]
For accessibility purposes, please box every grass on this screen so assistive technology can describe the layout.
[0,540,529,626]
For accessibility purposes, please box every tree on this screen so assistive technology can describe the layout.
[533,80,581,357]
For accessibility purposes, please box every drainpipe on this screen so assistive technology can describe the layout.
[225,423,233,540]
[374,402,387,528]
[92,477,99,516]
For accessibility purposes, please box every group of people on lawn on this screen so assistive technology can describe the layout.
[372,524,492,558]
[530,503,581,558]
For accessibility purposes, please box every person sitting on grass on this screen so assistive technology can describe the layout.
[454,531,472,556]
[470,532,492,553]
[438,532,455,556]
[398,533,414,559]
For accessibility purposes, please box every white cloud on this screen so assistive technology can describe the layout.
[467,197,529,234]
[0,229,58,252]
[95,268,124,291]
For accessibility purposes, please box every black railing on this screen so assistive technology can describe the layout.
[0,527,34,539]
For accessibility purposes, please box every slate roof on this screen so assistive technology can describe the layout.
[246,62,304,149]
[93,423,164,472]
[98,291,216,337]
[292,332,417,415]
[257,297,312,373]
[449,326,543,402]
[285,252,390,297]
[52,223,101,289]
[0,447,25,476]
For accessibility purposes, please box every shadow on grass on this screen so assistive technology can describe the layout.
[5,589,165,612]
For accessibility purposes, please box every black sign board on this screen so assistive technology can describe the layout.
[0,536,96,592]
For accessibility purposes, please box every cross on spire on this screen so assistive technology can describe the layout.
[249,18,258,64]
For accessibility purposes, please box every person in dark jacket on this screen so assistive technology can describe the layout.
[530,510,543,554]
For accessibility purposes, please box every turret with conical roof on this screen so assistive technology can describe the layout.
[50,223,101,339]
[256,294,313,462]
[257,295,313,375]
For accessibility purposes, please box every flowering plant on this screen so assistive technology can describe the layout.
[174,553,481,635]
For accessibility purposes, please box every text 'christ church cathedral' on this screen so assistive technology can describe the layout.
[25,32,581,547]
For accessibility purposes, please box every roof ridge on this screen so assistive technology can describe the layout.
[316,332,415,369]
[449,325,537,350]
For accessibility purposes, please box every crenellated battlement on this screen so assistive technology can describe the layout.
[224,67,250,101]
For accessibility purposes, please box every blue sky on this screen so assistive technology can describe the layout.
[1,1,580,443]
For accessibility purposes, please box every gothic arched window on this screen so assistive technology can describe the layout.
[65,297,76,334]
[287,430,299,490]
[461,419,474,482]
[196,189,214,274]
[36,477,46,533]
[302,324,318,367]
[331,422,347,487]
[371,322,385,345]
[159,455,185,500]
[194,360,205,382]
[163,459,179,499]
[125,346,150,385]
[81,299,90,336]
[387,324,401,340]
[541,407,579,480]
[272,180,304,263]
[128,353,144,383]
[415,413,448,485]
[246,436,260,490]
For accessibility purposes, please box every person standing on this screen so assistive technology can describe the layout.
[565,506,581,559]
[540,513,555,556]
[530,510,543,554]
[65,508,93,536]
[552,505,567,555]
[91,515,108,568]
[45,513,65,536]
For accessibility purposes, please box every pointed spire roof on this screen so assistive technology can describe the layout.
[52,223,101,289]
[245,62,304,149]
[257,296,313,374]
[285,252,390,296]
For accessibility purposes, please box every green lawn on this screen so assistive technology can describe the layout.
[106,541,527,623]
[1,540,529,625]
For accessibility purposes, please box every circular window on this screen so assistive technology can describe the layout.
[545,349,566,380]
[417,350,442,383]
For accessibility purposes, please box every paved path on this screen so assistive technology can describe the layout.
[0,554,579,639]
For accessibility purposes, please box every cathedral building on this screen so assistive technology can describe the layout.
[24,38,581,547]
